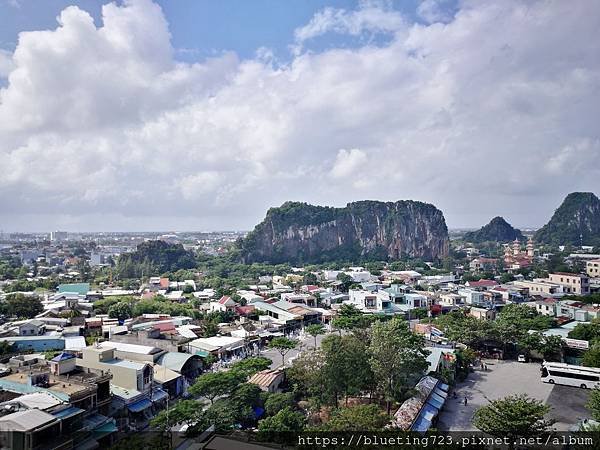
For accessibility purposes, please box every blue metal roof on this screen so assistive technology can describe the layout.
[426,393,445,410]
[411,415,432,432]
[127,398,152,413]
[52,406,84,419]
[51,352,75,362]
[411,403,438,432]
[151,389,168,403]
[434,387,448,398]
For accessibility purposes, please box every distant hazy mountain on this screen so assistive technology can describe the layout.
[237,200,449,264]
[535,192,600,247]
[463,216,524,243]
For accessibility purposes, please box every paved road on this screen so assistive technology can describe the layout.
[438,360,554,431]
[260,331,330,369]
[547,384,591,431]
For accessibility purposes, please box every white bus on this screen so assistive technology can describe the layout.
[541,361,600,389]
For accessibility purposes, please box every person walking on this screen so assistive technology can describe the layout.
[464,397,468,406]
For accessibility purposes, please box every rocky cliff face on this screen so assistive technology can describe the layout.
[463,216,524,243]
[535,192,600,246]
[238,200,449,264]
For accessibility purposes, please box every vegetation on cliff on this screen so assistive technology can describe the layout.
[116,240,196,278]
[238,200,449,264]
[535,192,600,246]
[463,216,524,243]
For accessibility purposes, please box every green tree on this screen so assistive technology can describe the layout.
[2,294,43,319]
[455,348,477,381]
[586,388,600,422]
[269,337,298,368]
[229,357,272,378]
[264,392,295,417]
[258,406,305,434]
[321,334,375,407]
[319,404,388,431]
[583,345,600,368]
[305,323,325,349]
[473,394,553,441]
[188,371,243,404]
[150,399,204,432]
[91,297,121,314]
[0,341,14,356]
[332,304,376,332]
[369,317,429,414]
[434,310,493,348]
[536,335,564,361]
[336,272,354,292]
[303,272,318,285]
[568,320,600,342]
[286,350,326,404]
[205,398,242,431]
[107,302,133,321]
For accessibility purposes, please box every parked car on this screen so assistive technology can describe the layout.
[517,354,527,363]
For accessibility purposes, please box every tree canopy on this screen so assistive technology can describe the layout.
[369,317,429,414]
[269,337,298,367]
[188,371,244,404]
[473,394,553,440]
[0,293,43,319]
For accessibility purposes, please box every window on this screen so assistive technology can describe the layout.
[548,370,599,382]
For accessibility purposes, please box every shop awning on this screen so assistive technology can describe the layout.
[127,398,152,413]
[411,403,437,432]
[411,415,432,432]
[195,350,210,357]
[438,382,450,392]
[434,387,448,398]
[421,403,439,421]
[426,392,445,410]
[83,413,110,430]
[151,389,168,403]
[93,421,118,439]
[52,406,85,419]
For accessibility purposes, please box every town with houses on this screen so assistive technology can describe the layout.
[2,207,600,450]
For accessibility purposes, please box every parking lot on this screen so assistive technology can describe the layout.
[437,360,591,431]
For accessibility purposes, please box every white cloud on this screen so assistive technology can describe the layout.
[0,49,13,77]
[331,149,368,179]
[0,0,599,231]
[544,139,600,176]
[293,0,405,52]
[417,0,455,24]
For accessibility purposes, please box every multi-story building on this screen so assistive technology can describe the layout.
[513,279,564,296]
[0,353,116,449]
[49,231,68,241]
[348,289,392,313]
[469,257,498,272]
[548,272,590,296]
[587,259,600,278]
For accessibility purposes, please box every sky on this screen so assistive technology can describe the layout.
[0,0,599,232]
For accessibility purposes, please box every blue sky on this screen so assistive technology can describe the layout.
[0,0,429,60]
[0,0,598,232]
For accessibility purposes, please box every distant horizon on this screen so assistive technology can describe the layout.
[1,225,542,235]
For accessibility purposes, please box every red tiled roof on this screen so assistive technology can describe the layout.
[154,322,176,332]
[235,306,255,315]
[218,296,231,304]
[159,277,170,288]
[468,280,498,287]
